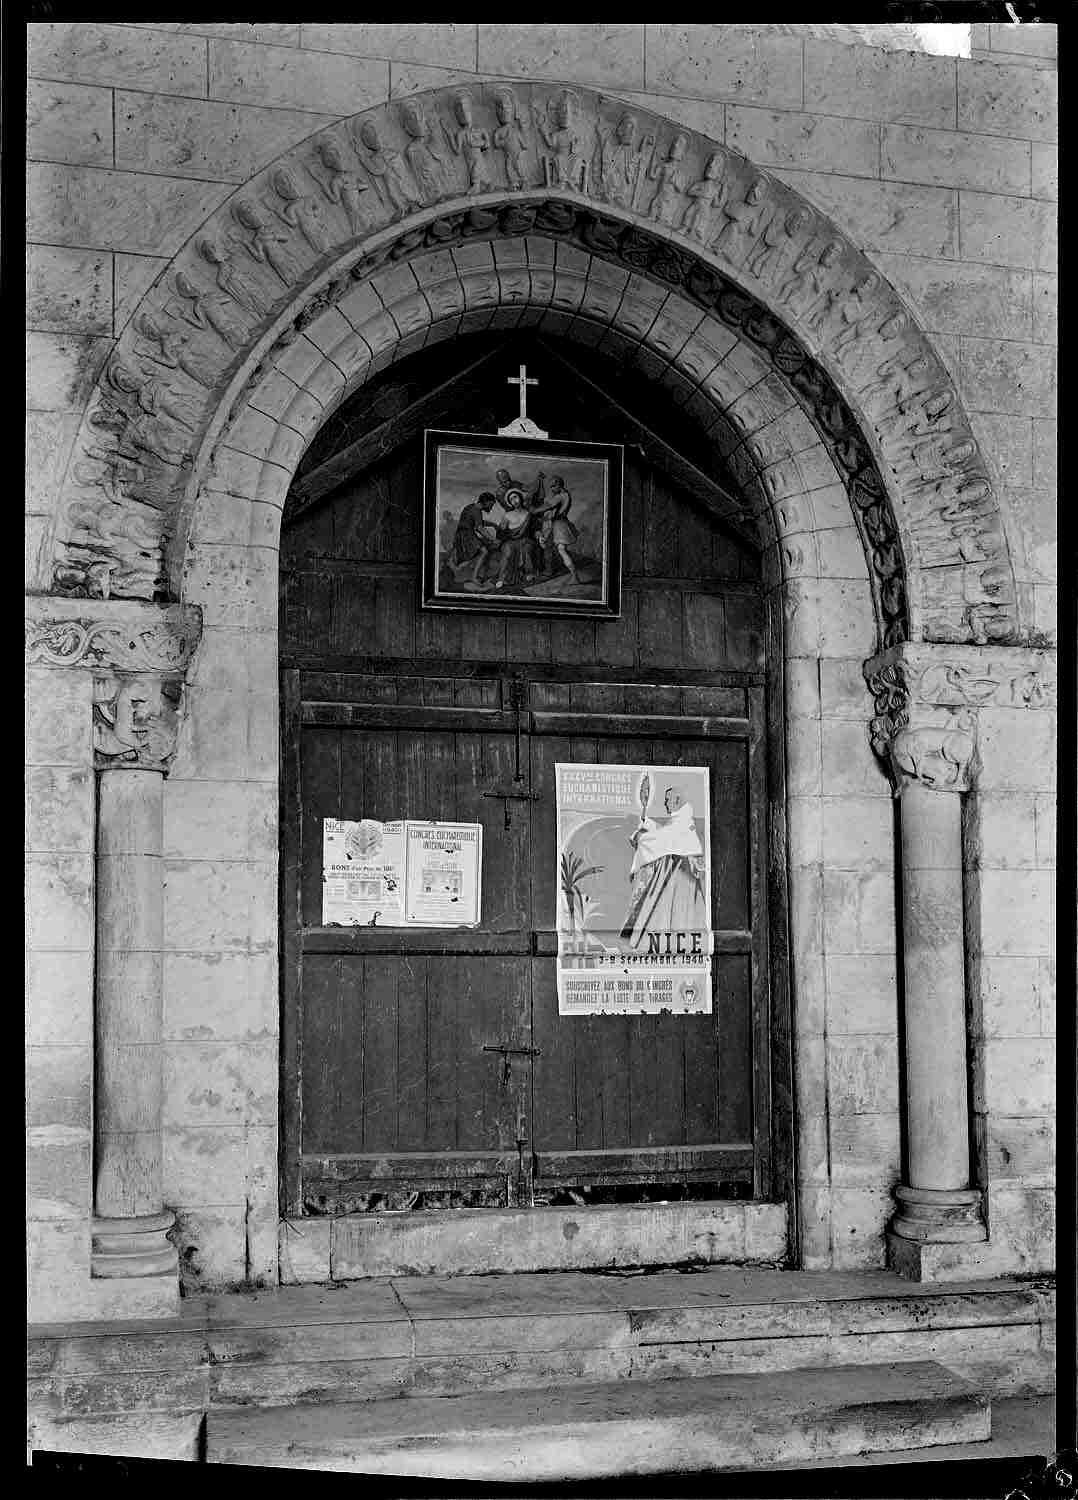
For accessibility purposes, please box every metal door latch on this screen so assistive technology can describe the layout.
[483,1041,542,1086]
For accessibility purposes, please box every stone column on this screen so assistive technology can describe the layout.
[866,650,987,1275]
[25,600,202,1312]
[91,671,184,1283]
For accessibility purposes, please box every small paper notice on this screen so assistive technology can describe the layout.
[322,819,406,926]
[322,817,482,927]
[404,822,483,926]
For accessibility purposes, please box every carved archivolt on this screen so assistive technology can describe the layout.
[46,80,1020,647]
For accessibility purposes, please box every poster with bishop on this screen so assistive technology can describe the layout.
[555,763,714,1016]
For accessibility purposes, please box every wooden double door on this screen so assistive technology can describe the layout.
[281,665,771,1216]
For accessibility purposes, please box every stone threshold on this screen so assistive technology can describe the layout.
[282,1198,788,1281]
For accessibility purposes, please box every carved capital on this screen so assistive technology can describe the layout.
[888,718,976,794]
[92,670,185,773]
[25,597,202,673]
[865,646,979,793]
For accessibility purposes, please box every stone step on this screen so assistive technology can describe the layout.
[28,1268,1055,1416]
[206,1360,991,1478]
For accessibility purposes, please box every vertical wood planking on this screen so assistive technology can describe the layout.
[425,957,459,1149]
[683,591,727,669]
[361,955,399,1152]
[279,669,305,1213]
[299,726,341,926]
[710,738,751,932]
[475,729,529,932]
[395,955,429,1152]
[717,953,753,1143]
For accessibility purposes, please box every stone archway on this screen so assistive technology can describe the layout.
[40,80,1023,651]
[28,81,1053,1302]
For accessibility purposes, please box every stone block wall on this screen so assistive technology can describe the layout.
[26,22,1057,630]
[965,699,1057,1274]
[26,667,95,1321]
[25,23,1057,1308]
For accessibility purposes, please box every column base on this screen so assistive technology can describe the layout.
[887,1185,988,1282]
[890,1184,987,1245]
[91,1210,179,1280]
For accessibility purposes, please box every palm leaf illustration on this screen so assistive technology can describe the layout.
[560,850,604,933]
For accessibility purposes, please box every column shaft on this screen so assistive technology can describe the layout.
[899,783,970,1192]
[93,768,176,1279]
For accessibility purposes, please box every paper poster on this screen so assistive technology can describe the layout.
[404,822,483,926]
[323,818,483,928]
[555,763,713,1016]
[322,818,406,926]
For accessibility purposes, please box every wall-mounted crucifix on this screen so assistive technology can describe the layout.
[497,363,548,441]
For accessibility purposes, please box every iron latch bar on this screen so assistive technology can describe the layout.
[483,1041,542,1088]
[482,678,539,827]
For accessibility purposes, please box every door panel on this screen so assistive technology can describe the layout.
[286,673,766,1208]
[528,726,754,1184]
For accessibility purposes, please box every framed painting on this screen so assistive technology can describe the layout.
[421,429,623,618]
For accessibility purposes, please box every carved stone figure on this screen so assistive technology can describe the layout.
[442,89,492,194]
[398,99,450,204]
[133,309,218,390]
[776,238,843,317]
[680,151,727,243]
[533,91,589,192]
[312,139,372,233]
[881,387,955,454]
[63,496,164,600]
[713,174,769,266]
[107,356,198,434]
[71,450,140,503]
[861,351,935,427]
[195,234,270,319]
[93,673,183,770]
[845,307,911,383]
[595,111,653,209]
[827,271,882,357]
[272,166,335,255]
[166,268,248,350]
[890,720,976,791]
[903,436,977,493]
[745,204,813,285]
[492,86,531,190]
[803,258,847,335]
[231,197,306,285]
[916,510,1003,568]
[353,118,420,218]
[646,133,689,226]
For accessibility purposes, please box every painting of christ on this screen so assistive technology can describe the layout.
[422,429,623,618]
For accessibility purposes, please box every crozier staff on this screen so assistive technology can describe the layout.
[620,783,707,948]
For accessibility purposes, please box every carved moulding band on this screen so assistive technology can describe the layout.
[25,598,202,673]
[865,641,1056,714]
[47,79,1019,648]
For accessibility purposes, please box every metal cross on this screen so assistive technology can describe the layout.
[507,364,538,423]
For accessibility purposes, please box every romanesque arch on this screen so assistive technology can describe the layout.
[40,80,1022,650]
